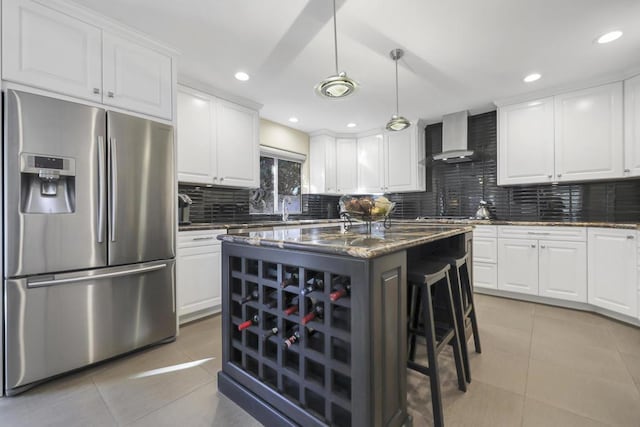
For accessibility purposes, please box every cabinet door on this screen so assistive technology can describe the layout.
[474,262,498,290]
[309,135,334,194]
[498,238,539,295]
[335,138,357,194]
[554,83,624,182]
[357,134,385,193]
[588,228,637,317]
[473,237,497,264]
[216,100,259,188]
[102,32,173,119]
[177,89,216,184]
[498,98,555,185]
[385,129,417,192]
[2,0,102,102]
[539,240,587,302]
[624,74,640,176]
[177,244,221,317]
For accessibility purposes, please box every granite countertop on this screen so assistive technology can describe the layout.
[178,219,341,232]
[410,218,640,230]
[218,223,473,259]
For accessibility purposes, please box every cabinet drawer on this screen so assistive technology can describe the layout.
[473,225,497,238]
[473,237,497,264]
[473,262,497,290]
[498,225,586,241]
[178,229,225,248]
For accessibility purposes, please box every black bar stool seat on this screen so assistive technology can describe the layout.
[407,260,467,427]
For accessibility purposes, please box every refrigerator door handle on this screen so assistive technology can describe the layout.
[97,136,106,243]
[27,263,167,288]
[109,137,118,242]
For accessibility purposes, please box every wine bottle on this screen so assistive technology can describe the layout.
[283,325,316,349]
[301,303,324,325]
[301,276,324,296]
[281,271,299,288]
[240,290,259,304]
[265,298,278,309]
[330,283,351,302]
[237,314,259,331]
[283,295,300,315]
[263,327,279,340]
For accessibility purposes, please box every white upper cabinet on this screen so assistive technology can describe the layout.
[385,126,425,192]
[176,86,259,188]
[216,99,259,188]
[588,228,637,318]
[102,32,173,120]
[2,0,102,102]
[497,82,625,185]
[2,0,175,120]
[177,89,216,184]
[356,134,385,193]
[335,138,357,194]
[309,134,337,194]
[554,82,623,182]
[624,74,640,176]
[498,97,555,185]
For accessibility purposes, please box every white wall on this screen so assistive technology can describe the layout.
[259,119,310,193]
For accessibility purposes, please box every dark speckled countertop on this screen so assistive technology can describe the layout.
[178,219,341,232]
[218,223,473,259]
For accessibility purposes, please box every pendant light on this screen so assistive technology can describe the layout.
[385,48,411,131]
[315,0,358,99]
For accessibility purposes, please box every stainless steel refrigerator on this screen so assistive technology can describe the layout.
[3,89,176,396]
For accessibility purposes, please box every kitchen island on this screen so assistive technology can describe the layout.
[217,222,473,427]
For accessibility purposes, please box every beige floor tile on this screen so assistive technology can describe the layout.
[0,394,34,427]
[92,344,214,425]
[621,352,640,392]
[442,381,525,427]
[475,298,535,333]
[532,314,617,350]
[526,358,640,426]
[607,321,640,357]
[522,397,610,427]
[477,321,531,357]
[530,333,633,385]
[467,347,529,394]
[534,303,612,327]
[127,380,261,427]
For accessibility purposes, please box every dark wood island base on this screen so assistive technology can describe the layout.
[217,223,472,427]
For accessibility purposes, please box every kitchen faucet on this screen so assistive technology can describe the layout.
[282,196,291,221]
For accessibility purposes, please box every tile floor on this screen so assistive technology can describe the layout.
[0,294,639,426]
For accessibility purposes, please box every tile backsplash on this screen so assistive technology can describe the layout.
[180,110,640,224]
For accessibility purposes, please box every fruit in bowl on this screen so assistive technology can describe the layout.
[339,195,395,220]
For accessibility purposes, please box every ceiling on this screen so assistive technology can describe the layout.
[72,0,640,134]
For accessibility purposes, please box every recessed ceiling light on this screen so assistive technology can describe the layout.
[523,73,541,83]
[234,71,250,81]
[347,123,357,128]
[597,30,623,44]
[288,117,299,123]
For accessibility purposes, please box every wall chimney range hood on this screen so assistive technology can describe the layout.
[432,110,474,163]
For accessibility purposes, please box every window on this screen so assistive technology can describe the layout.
[250,147,305,215]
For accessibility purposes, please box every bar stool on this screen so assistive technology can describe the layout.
[407,261,467,427]
[434,251,482,383]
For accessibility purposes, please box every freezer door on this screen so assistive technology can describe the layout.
[4,260,176,394]
[4,90,107,277]
[107,111,175,265]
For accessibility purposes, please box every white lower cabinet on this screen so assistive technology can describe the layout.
[496,226,587,300]
[472,225,498,289]
[498,238,539,295]
[177,230,225,322]
[538,240,587,302]
[588,228,638,317]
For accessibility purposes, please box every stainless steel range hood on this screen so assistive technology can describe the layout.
[432,110,474,163]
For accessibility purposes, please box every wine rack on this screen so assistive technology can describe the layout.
[227,255,354,427]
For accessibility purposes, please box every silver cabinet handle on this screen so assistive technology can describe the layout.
[107,91,114,98]
[530,244,536,248]
[220,177,224,181]
[109,137,118,242]
[93,88,100,94]
[97,136,106,243]
[547,175,552,178]
[28,264,167,288]
[540,245,546,249]
[627,235,635,239]
[557,174,562,178]
[624,169,631,173]
[193,236,214,241]
[527,231,550,235]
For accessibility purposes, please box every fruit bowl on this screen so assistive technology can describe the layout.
[339,195,395,221]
